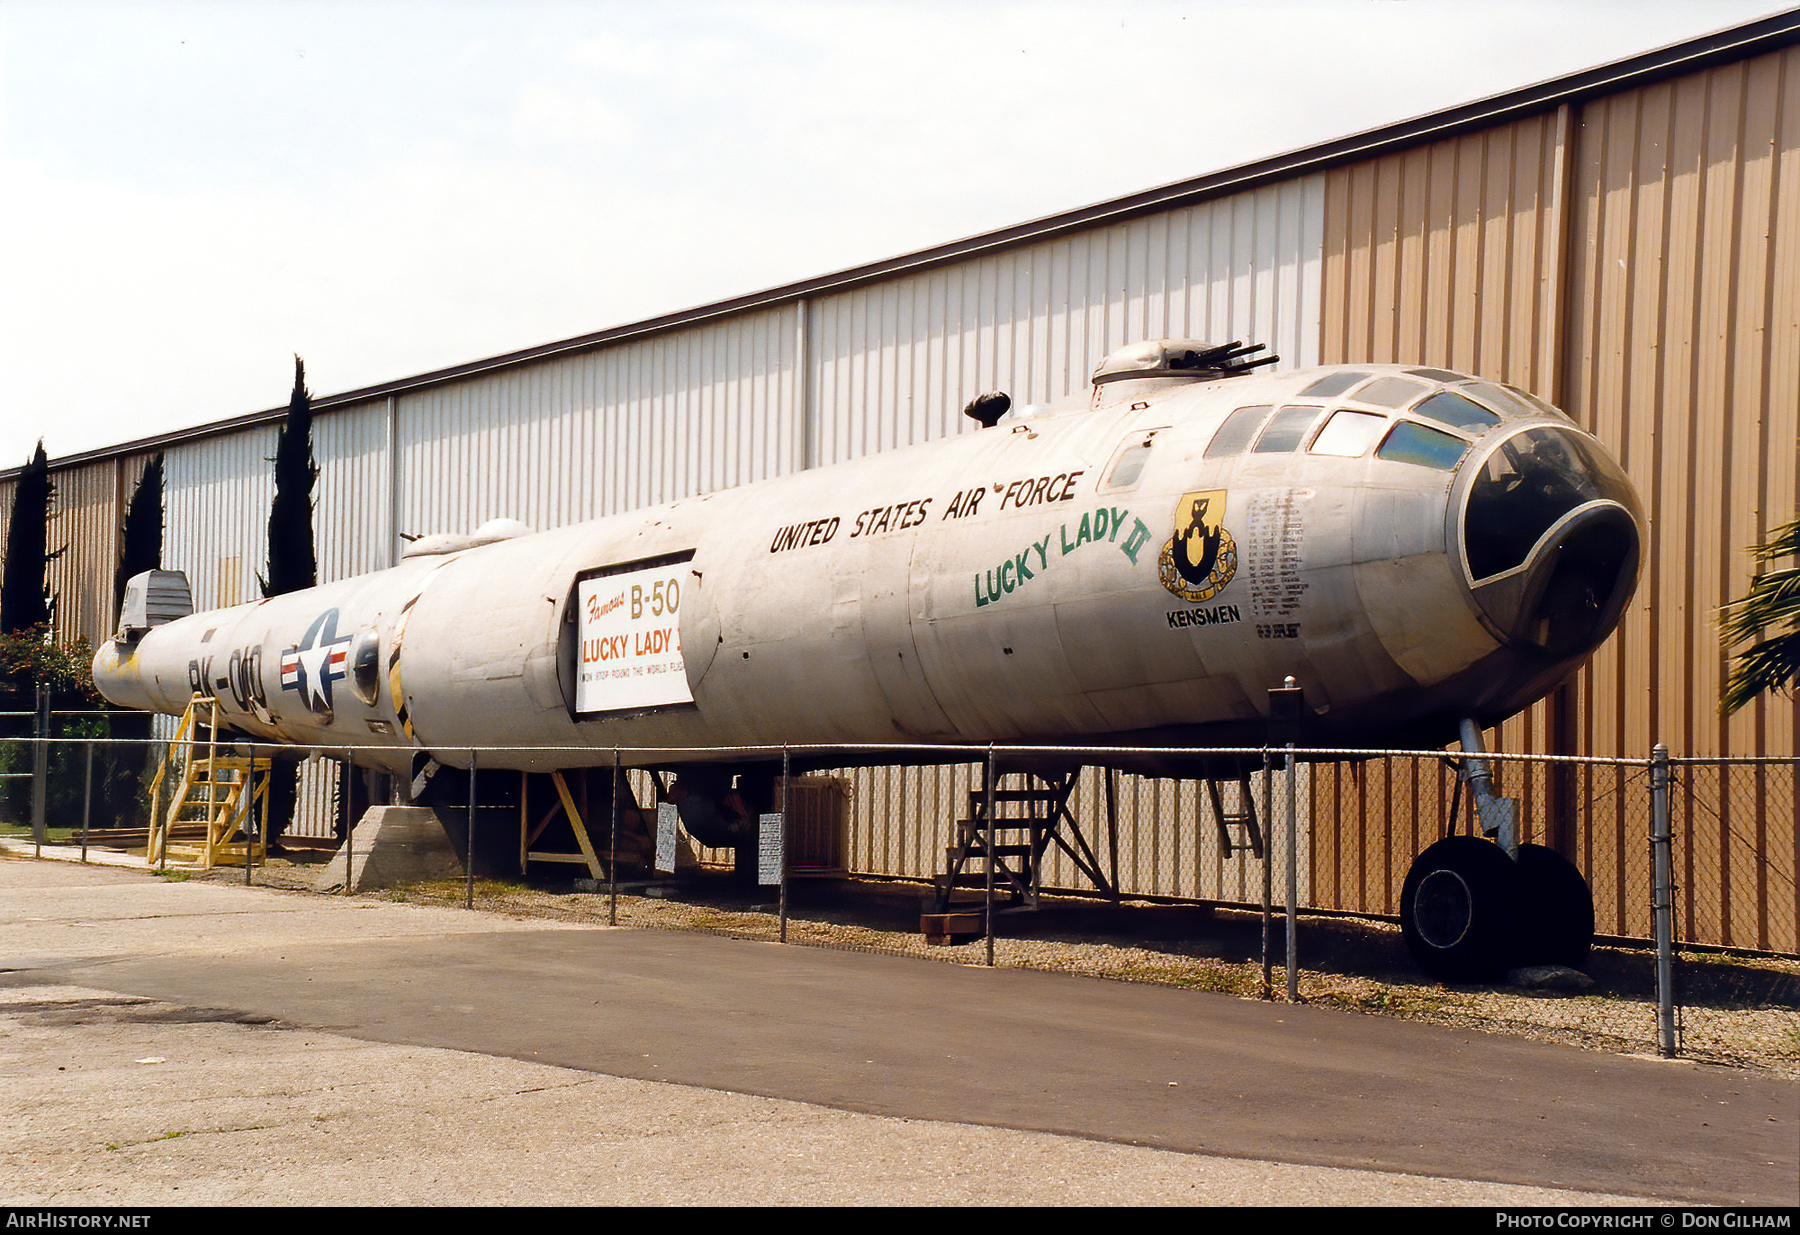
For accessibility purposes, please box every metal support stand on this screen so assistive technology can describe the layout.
[520,771,606,878]
[1206,775,1264,859]
[926,761,1114,938]
[1650,743,1677,1058]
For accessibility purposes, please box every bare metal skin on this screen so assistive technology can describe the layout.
[94,344,1642,780]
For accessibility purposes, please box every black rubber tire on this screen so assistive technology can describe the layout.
[1400,836,1520,981]
[1514,842,1594,969]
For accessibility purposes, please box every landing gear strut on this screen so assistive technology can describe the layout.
[1399,721,1594,980]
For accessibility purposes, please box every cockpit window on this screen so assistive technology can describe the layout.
[1299,371,1370,398]
[1103,429,1163,490]
[1463,427,1639,579]
[1415,391,1502,433]
[1251,406,1323,454]
[1456,381,1538,420]
[1354,376,1431,408]
[1309,409,1387,457]
[1407,367,1466,383]
[1505,383,1576,423]
[1203,405,1271,459]
[1377,421,1469,470]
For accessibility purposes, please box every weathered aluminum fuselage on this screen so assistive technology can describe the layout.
[94,355,1643,777]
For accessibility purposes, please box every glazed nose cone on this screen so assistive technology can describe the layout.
[1458,425,1643,660]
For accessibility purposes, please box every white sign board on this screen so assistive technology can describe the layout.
[575,560,694,714]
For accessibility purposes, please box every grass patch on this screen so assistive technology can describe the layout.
[1332,986,1458,1017]
[1102,958,1261,995]
[0,824,82,843]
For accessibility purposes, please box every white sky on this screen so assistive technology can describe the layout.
[0,0,1787,468]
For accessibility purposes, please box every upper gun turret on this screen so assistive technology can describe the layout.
[1090,339,1278,410]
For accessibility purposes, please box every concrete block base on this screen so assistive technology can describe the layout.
[315,806,464,893]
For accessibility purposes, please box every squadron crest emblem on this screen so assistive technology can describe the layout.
[1159,489,1237,603]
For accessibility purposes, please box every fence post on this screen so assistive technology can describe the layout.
[242,746,253,887]
[984,745,996,969]
[342,749,353,895]
[1650,742,1677,1058]
[465,750,477,911]
[609,751,620,927]
[31,681,49,853]
[1268,677,1304,1002]
[1260,747,1273,999]
[778,747,790,944]
[81,737,93,863]
[1286,739,1299,1003]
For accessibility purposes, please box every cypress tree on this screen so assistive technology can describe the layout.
[1,441,54,635]
[0,442,55,814]
[108,454,166,825]
[261,357,317,598]
[260,358,318,848]
[113,453,165,626]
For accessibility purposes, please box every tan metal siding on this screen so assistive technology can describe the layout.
[1322,110,1567,389]
[1318,45,1799,950]
[8,454,142,648]
[1565,48,1800,765]
[44,458,121,646]
[1318,110,1576,899]
[0,479,13,595]
[1562,49,1800,950]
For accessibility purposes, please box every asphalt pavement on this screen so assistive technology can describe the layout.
[2,851,1793,1206]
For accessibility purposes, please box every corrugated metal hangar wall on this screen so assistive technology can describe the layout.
[4,16,1796,950]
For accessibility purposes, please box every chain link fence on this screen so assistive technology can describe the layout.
[4,721,1795,1061]
[1669,758,1798,955]
[3,720,1794,956]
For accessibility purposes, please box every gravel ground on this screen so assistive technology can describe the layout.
[184,850,1800,1082]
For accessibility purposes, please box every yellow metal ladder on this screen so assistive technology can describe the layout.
[148,694,271,869]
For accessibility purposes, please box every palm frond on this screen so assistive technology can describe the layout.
[1720,516,1800,714]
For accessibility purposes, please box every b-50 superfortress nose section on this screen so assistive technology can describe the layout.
[94,343,1644,981]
